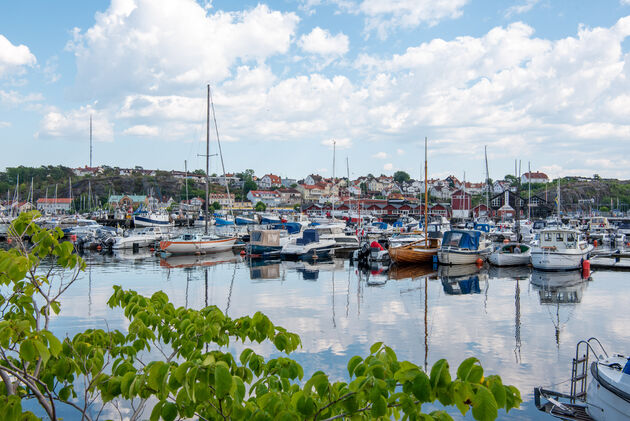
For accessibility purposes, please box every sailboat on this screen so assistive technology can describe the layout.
[159,85,237,255]
[389,137,440,264]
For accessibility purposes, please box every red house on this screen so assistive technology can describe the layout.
[451,189,471,219]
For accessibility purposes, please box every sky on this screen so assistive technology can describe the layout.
[1,0,630,182]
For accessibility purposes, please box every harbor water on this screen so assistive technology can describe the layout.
[48,250,630,420]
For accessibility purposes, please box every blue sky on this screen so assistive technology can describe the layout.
[1,0,630,182]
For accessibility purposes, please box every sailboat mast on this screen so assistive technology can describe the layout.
[90,114,93,168]
[528,162,531,220]
[205,84,210,235]
[424,137,428,246]
[484,145,489,212]
[557,179,561,218]
[209,86,234,223]
[332,140,336,216]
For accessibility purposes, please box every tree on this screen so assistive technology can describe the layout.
[211,201,221,210]
[0,213,522,421]
[243,180,258,196]
[504,175,518,187]
[393,171,411,184]
[255,201,267,212]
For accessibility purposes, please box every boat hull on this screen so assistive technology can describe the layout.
[438,247,492,265]
[488,251,531,266]
[389,246,438,264]
[587,359,630,421]
[531,250,589,270]
[159,237,236,255]
[134,215,172,227]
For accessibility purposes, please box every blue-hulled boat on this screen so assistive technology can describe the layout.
[235,216,256,225]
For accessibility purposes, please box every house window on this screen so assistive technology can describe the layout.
[492,198,501,207]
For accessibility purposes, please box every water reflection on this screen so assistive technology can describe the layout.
[439,264,488,295]
[50,251,630,420]
[530,270,590,347]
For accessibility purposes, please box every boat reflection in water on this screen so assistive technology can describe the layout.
[388,264,437,281]
[248,259,282,280]
[284,258,343,281]
[159,251,241,269]
[113,249,155,262]
[530,269,590,345]
[439,264,488,295]
[488,264,531,280]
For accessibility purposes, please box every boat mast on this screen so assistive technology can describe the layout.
[332,140,336,218]
[208,86,234,225]
[557,179,561,219]
[484,145,490,213]
[205,84,210,235]
[346,156,350,220]
[528,161,531,220]
[424,137,428,247]
[89,114,93,168]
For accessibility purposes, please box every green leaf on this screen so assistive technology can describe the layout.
[42,331,62,358]
[370,342,383,354]
[430,359,451,389]
[471,385,498,421]
[214,364,233,398]
[347,356,363,377]
[19,339,37,361]
[371,394,387,418]
[161,401,178,421]
[411,372,431,402]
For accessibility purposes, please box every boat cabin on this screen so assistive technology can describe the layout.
[296,229,320,245]
[539,229,586,251]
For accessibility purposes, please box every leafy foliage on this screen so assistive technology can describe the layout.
[393,171,411,184]
[0,213,521,420]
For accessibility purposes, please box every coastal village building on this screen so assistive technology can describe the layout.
[258,174,282,189]
[281,178,297,188]
[451,189,472,219]
[73,166,102,177]
[472,204,490,218]
[304,174,323,186]
[107,195,148,209]
[36,198,72,214]
[246,190,282,207]
[277,188,301,205]
[208,193,235,207]
[521,171,549,184]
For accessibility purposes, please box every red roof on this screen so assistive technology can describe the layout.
[249,190,281,197]
[264,174,282,184]
[523,171,548,179]
[37,198,72,204]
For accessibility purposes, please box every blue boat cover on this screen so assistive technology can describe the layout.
[474,223,491,232]
[372,222,388,230]
[442,230,481,250]
[270,222,301,234]
[296,229,319,245]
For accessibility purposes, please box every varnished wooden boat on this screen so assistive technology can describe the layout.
[388,238,440,264]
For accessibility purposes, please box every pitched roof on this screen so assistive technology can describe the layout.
[37,198,72,204]
[523,171,549,179]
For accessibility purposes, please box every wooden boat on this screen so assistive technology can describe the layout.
[388,238,440,264]
[159,233,236,255]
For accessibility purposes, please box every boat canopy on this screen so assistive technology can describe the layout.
[296,229,319,245]
[250,230,281,247]
[442,230,481,250]
[270,222,302,234]
[371,222,388,230]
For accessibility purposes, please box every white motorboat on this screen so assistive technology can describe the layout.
[280,229,336,259]
[133,211,173,227]
[159,233,236,255]
[437,230,492,265]
[535,338,630,421]
[112,226,170,250]
[531,228,593,270]
[313,223,359,249]
[488,243,531,266]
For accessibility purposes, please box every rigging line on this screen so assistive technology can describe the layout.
[208,86,234,222]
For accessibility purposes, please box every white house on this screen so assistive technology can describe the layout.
[521,171,549,184]
[246,190,282,207]
[37,198,72,214]
[258,174,282,189]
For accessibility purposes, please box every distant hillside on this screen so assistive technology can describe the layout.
[525,178,630,212]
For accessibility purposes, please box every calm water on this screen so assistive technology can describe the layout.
[47,250,630,420]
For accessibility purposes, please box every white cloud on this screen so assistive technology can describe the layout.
[396,149,404,155]
[373,151,388,159]
[505,0,540,18]
[36,106,114,142]
[299,27,349,58]
[0,34,36,77]
[0,90,44,105]
[357,0,469,39]
[0,121,11,128]
[383,163,393,171]
[123,125,159,136]
[66,0,299,99]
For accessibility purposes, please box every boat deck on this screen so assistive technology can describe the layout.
[538,401,593,421]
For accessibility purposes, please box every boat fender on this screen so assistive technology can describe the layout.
[594,239,598,248]
[476,258,483,266]
[581,260,590,279]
